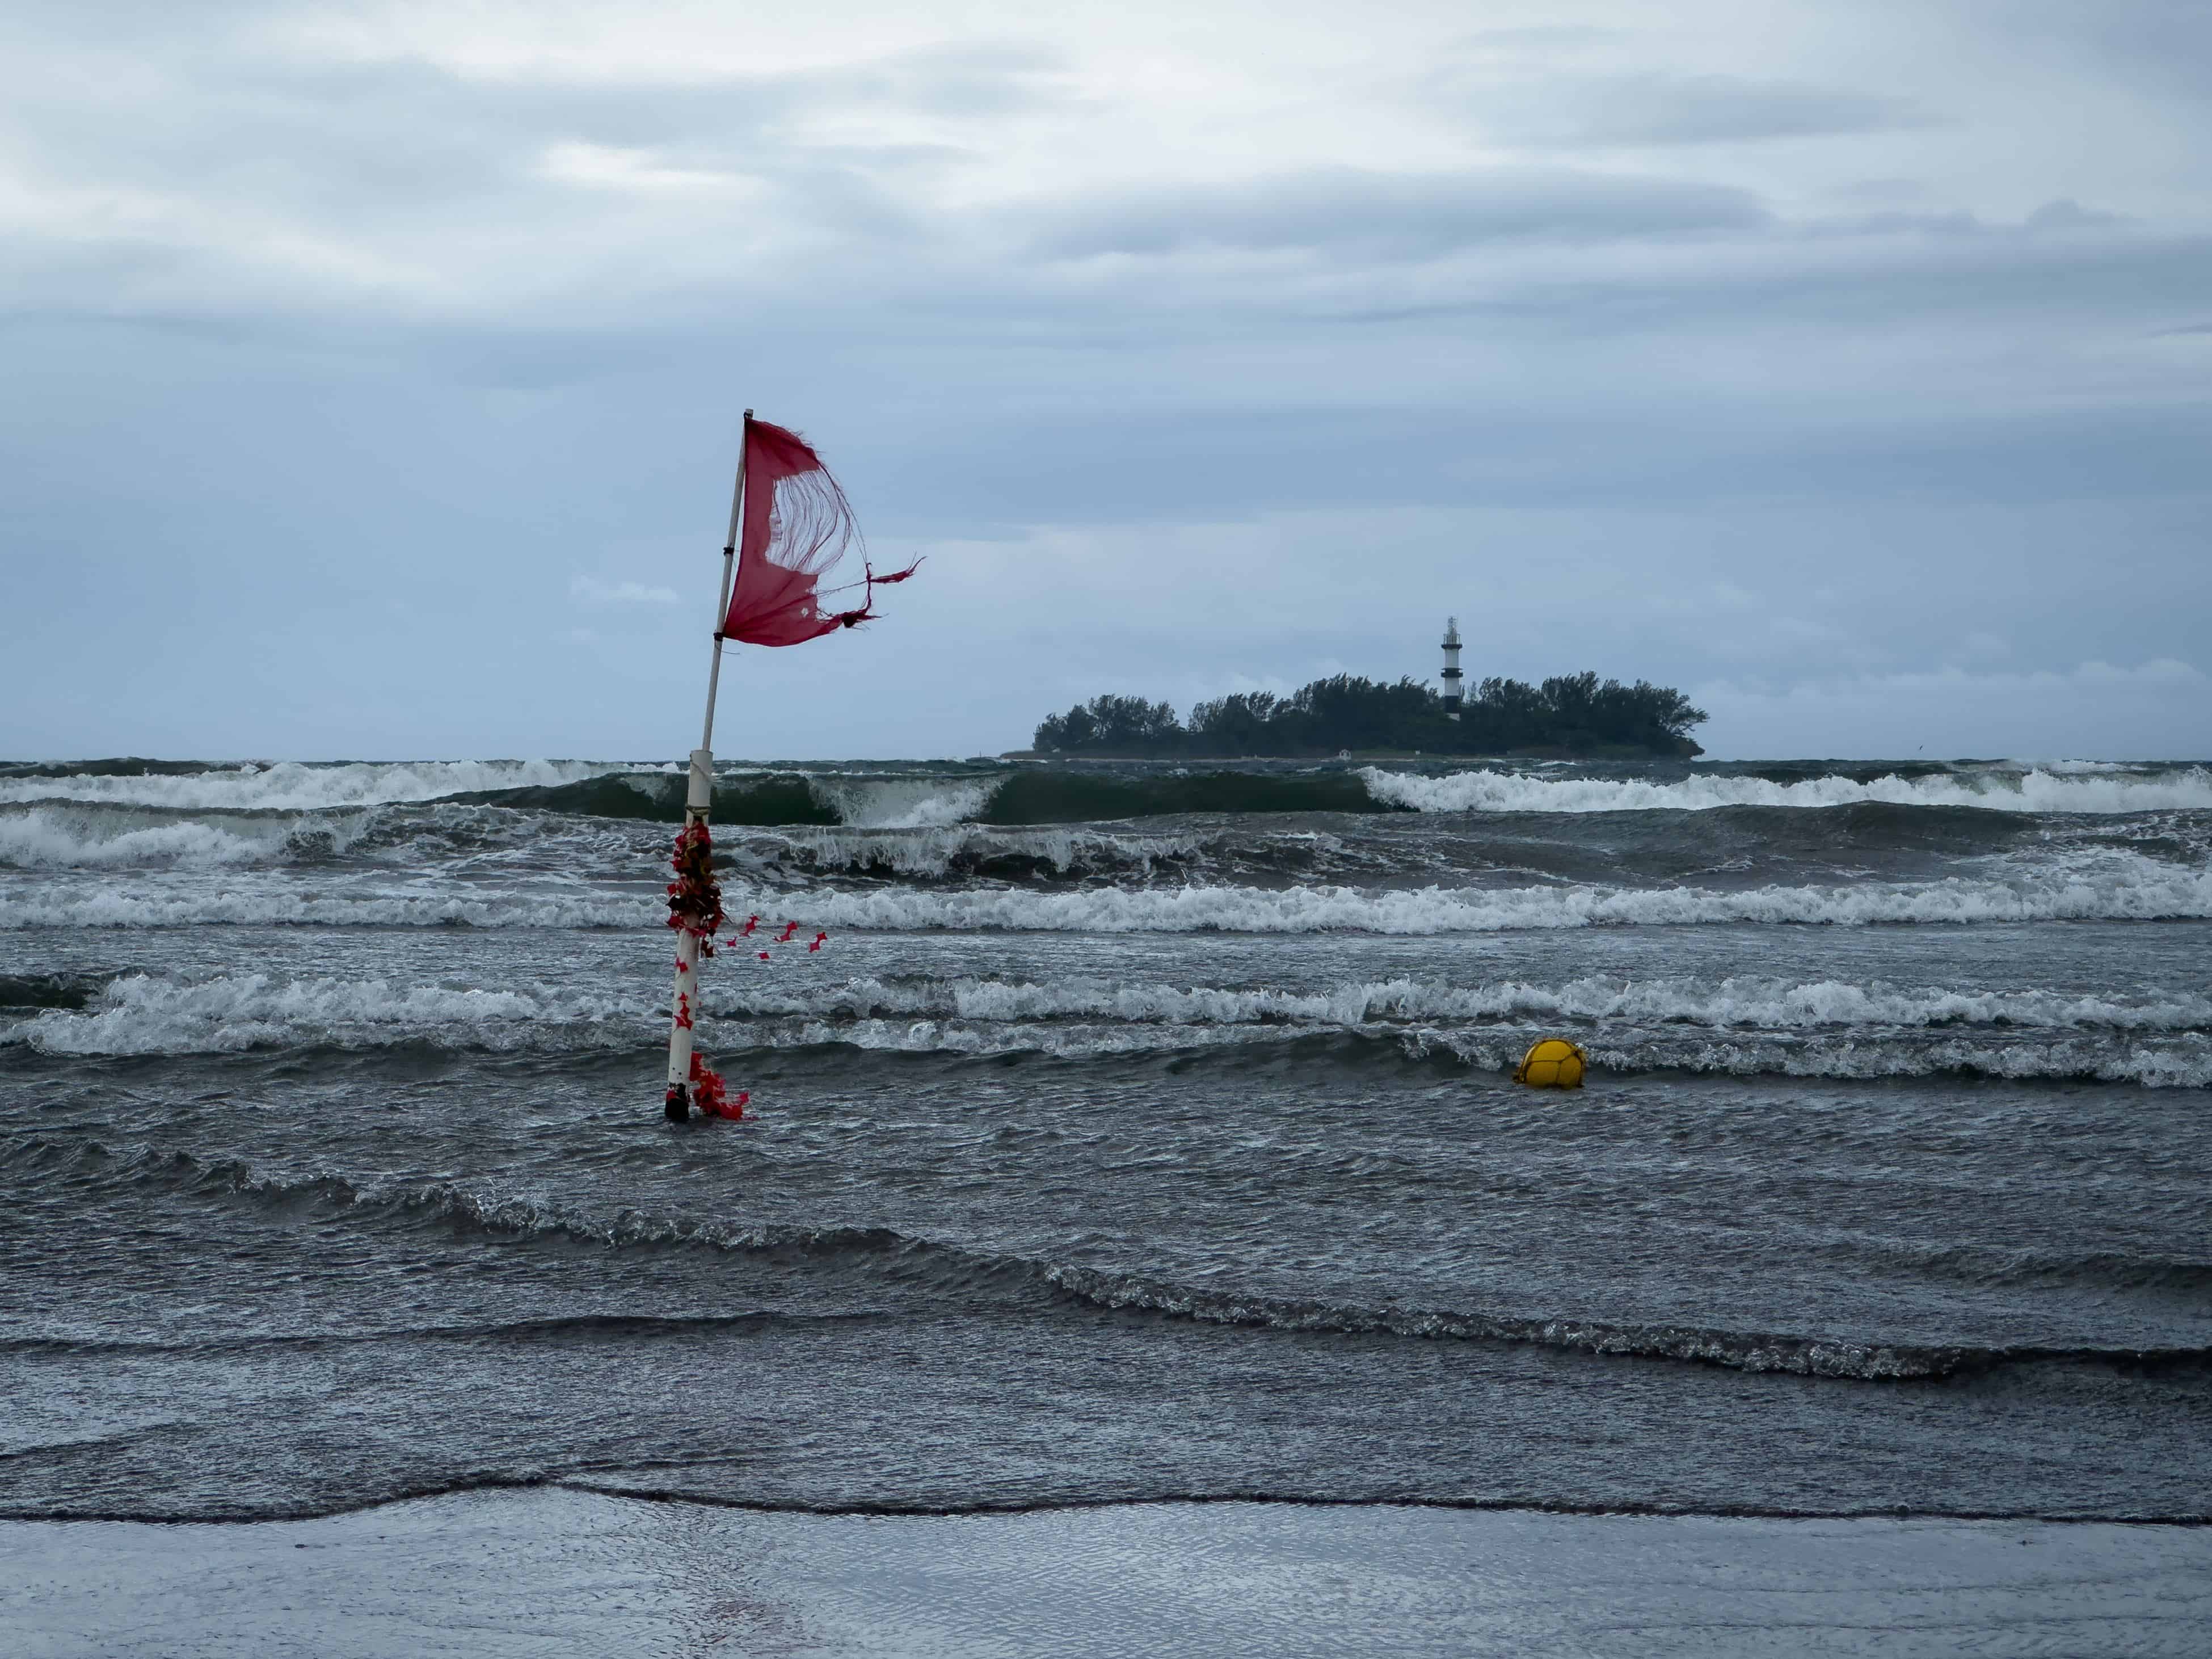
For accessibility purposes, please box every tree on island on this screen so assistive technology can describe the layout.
[1032,693,1184,753]
[1032,672,1706,757]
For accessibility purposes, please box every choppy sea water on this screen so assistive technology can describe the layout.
[2,755,2209,1523]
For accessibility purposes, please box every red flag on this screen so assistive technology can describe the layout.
[722,417,920,646]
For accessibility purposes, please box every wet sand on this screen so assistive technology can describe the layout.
[7,1491,2208,1657]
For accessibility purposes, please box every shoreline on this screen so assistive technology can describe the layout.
[8,1490,2210,1657]
[14,1484,2212,1529]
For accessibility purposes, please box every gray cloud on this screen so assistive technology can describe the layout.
[0,40,1048,242]
[1027,168,1768,260]
[1971,0,2212,106]
[1,1,2207,759]
[1537,74,1933,147]
[2024,198,2126,231]
[1420,61,1936,150]
[1312,225,2211,345]
[1822,178,1936,204]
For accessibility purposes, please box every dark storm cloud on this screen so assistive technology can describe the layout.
[1027,168,1768,259]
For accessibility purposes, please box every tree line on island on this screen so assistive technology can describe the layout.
[1030,672,1708,758]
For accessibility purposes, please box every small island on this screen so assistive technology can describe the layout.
[1029,671,1706,760]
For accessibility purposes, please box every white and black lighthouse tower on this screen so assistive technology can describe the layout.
[1440,616,1464,719]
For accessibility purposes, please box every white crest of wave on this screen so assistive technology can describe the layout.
[0,810,271,869]
[0,805,374,869]
[6,866,2211,933]
[698,1007,2211,1087]
[804,776,1002,829]
[738,869,2212,934]
[0,885,656,930]
[706,973,2212,1034]
[0,759,625,811]
[1358,764,2212,815]
[14,972,634,1055]
[780,1017,1294,1059]
[22,967,2206,1081]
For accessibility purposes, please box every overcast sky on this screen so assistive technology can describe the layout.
[3,0,2207,761]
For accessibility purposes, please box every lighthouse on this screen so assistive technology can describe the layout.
[1440,616,1464,719]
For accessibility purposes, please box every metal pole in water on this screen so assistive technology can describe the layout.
[663,748,714,1120]
[664,411,749,1121]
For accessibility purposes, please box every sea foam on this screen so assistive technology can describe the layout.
[5,868,2210,932]
[22,967,2207,1085]
[0,805,376,870]
[12,972,635,1056]
[738,870,2212,933]
[0,759,625,812]
[804,777,1002,830]
[704,972,2212,1034]
[1358,765,2212,815]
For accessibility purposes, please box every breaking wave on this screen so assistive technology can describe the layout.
[706,1022,2210,1085]
[6,866,2210,932]
[728,824,1220,885]
[803,777,1000,830]
[697,1014,2208,1087]
[464,768,1396,826]
[759,870,2212,933]
[11,758,2208,830]
[0,886,655,930]
[0,805,377,870]
[16,969,2207,1083]
[1359,764,2212,815]
[702,972,2212,1035]
[7,972,638,1056]
[0,759,627,812]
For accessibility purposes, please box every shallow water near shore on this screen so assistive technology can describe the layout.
[3,755,2208,1636]
[7,1491,2210,1658]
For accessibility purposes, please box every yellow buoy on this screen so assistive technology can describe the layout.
[1513,1038,1587,1089]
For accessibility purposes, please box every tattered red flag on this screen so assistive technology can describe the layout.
[666,414,917,1124]
[722,417,921,646]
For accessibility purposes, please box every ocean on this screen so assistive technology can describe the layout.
[4,753,2210,1649]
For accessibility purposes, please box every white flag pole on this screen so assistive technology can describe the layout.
[665,409,750,1121]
